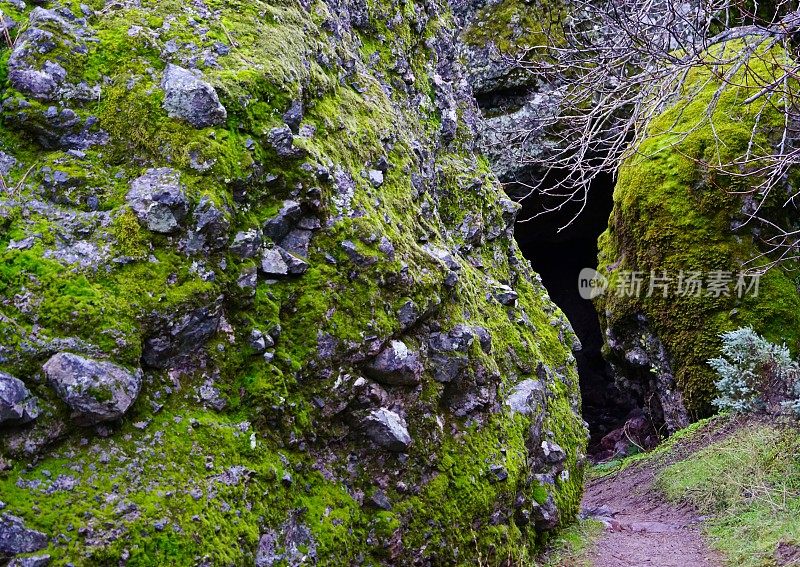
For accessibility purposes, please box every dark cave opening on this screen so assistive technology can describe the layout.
[512,173,634,452]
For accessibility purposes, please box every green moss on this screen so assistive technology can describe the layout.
[597,43,800,417]
[0,0,587,562]
[462,0,563,55]
[658,422,800,566]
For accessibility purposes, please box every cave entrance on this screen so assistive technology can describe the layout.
[511,173,633,453]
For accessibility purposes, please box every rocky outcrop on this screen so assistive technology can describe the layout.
[0,513,48,556]
[161,64,227,129]
[0,0,586,563]
[0,373,39,425]
[596,68,800,422]
[43,353,141,425]
[126,168,189,234]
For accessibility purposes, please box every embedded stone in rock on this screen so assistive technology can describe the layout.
[0,372,39,425]
[161,64,227,128]
[127,168,189,234]
[230,229,263,259]
[267,125,301,158]
[260,248,289,276]
[8,554,52,567]
[142,300,223,368]
[363,408,411,452]
[493,283,518,306]
[505,379,544,415]
[364,340,423,386]
[0,513,48,555]
[43,353,141,425]
[263,200,302,242]
[541,441,567,465]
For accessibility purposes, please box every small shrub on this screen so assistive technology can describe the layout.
[708,327,800,414]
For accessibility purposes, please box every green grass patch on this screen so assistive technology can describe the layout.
[658,422,800,566]
[535,519,604,567]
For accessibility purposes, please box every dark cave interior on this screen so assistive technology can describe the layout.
[512,173,634,450]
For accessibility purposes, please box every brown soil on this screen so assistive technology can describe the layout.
[580,416,746,567]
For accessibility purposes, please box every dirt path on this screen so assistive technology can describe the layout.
[581,462,722,566]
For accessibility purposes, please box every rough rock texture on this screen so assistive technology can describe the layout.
[126,168,189,234]
[0,373,39,425]
[596,63,800,423]
[0,513,48,555]
[43,353,141,425]
[454,0,562,187]
[0,0,586,563]
[161,63,227,129]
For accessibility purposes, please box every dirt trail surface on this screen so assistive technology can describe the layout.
[582,462,722,566]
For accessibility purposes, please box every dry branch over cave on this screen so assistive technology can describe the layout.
[505,0,800,268]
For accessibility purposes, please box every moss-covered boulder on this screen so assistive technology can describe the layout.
[0,0,586,563]
[596,47,800,426]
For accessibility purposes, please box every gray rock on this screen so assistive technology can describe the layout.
[422,244,460,271]
[230,230,262,259]
[505,379,545,416]
[489,464,508,482]
[367,489,392,511]
[280,229,312,258]
[278,247,309,275]
[127,168,189,234]
[267,125,301,158]
[364,340,423,386]
[260,247,289,276]
[0,151,17,177]
[256,511,317,567]
[540,441,567,464]
[9,555,51,567]
[43,353,141,425]
[7,8,77,102]
[0,372,39,425]
[191,197,230,251]
[397,300,419,329]
[237,266,258,293]
[363,408,411,452]
[282,100,303,132]
[471,326,492,353]
[249,329,274,353]
[429,325,474,353]
[341,240,377,267]
[161,64,227,128]
[430,353,468,384]
[263,200,302,242]
[492,283,518,306]
[142,300,223,368]
[367,169,384,187]
[0,513,48,555]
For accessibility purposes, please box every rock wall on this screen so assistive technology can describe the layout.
[0,0,586,564]
[596,56,800,425]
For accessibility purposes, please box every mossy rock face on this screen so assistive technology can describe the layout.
[0,0,586,563]
[596,48,800,424]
